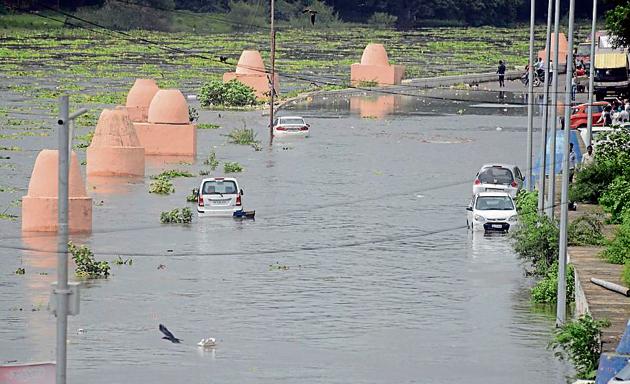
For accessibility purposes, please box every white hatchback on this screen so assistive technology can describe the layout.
[273,116,310,137]
[196,177,243,217]
[466,192,519,232]
[472,163,523,199]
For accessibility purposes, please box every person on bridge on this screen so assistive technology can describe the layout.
[497,60,506,88]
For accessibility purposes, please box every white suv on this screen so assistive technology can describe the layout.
[196,177,243,217]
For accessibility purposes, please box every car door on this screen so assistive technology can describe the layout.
[513,166,524,191]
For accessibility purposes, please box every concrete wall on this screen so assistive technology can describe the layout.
[401,70,521,89]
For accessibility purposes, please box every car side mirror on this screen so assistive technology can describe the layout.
[240,189,244,196]
[466,206,473,211]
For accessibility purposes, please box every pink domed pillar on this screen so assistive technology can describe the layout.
[22,150,92,233]
[87,109,145,177]
[125,79,159,122]
[350,44,405,86]
[132,89,196,156]
[223,50,279,99]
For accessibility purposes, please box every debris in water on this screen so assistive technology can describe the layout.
[197,338,217,348]
[157,264,166,270]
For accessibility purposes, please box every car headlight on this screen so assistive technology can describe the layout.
[508,215,519,222]
[473,214,486,222]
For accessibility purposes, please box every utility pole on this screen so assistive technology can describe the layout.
[586,0,598,147]
[526,0,536,191]
[268,0,276,144]
[56,95,70,384]
[557,0,576,327]
[538,0,554,213]
[53,97,87,384]
[546,0,562,219]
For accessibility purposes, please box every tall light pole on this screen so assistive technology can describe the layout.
[546,0,562,219]
[268,0,276,144]
[538,0,554,213]
[586,0,598,147]
[526,0,536,192]
[557,0,576,327]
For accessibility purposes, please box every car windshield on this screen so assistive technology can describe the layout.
[478,167,514,184]
[476,196,515,211]
[280,118,305,125]
[595,68,628,82]
[202,180,237,195]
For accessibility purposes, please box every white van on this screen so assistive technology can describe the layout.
[196,177,243,217]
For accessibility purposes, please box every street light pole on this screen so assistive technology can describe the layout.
[558,0,576,327]
[538,0,554,214]
[586,0,598,147]
[56,95,70,384]
[546,0,562,219]
[526,0,536,192]
[268,0,276,144]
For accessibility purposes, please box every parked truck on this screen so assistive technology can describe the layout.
[593,50,630,100]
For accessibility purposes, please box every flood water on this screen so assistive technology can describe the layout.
[0,91,571,383]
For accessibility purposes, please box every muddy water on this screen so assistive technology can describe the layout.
[0,92,570,383]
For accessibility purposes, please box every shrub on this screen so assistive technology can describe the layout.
[367,12,398,27]
[199,79,257,107]
[549,314,610,379]
[600,176,630,224]
[602,216,630,264]
[531,262,575,304]
[186,191,198,203]
[515,190,538,216]
[160,207,193,224]
[568,214,605,246]
[68,242,110,278]
[622,261,630,287]
[149,178,175,195]
[75,0,174,31]
[224,162,243,173]
[569,160,618,203]
[203,151,219,170]
[228,127,259,145]
[512,213,559,276]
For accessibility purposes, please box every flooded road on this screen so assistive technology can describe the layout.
[0,91,571,383]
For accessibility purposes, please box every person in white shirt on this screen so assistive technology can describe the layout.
[581,145,595,168]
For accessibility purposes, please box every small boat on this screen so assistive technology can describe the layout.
[233,210,255,219]
[197,338,217,348]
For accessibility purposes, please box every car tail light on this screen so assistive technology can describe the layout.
[236,195,242,206]
[474,179,481,185]
[299,126,308,131]
[511,181,518,187]
[198,195,204,206]
[276,126,287,131]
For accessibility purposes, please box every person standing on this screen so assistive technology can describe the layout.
[568,142,577,183]
[581,145,594,168]
[497,60,506,88]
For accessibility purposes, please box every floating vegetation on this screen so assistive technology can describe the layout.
[149,178,175,195]
[197,123,220,129]
[15,267,25,275]
[151,169,195,180]
[160,207,193,224]
[203,151,219,170]
[68,242,110,279]
[223,162,243,173]
[227,127,259,146]
[113,256,133,265]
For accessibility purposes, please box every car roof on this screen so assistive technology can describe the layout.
[201,177,238,183]
[278,116,304,120]
[479,163,517,170]
[476,191,513,198]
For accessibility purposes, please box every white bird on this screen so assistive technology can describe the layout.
[197,338,217,348]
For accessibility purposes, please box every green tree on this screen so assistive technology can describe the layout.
[606,1,630,48]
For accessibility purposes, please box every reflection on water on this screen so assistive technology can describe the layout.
[0,96,569,383]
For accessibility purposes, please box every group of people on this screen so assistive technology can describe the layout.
[597,98,630,126]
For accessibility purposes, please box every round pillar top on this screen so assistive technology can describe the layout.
[360,44,390,66]
[126,79,159,108]
[91,109,141,148]
[147,89,189,124]
[235,50,266,75]
[26,150,87,198]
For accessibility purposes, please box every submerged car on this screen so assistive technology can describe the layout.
[272,116,310,137]
[472,164,524,198]
[196,177,243,217]
[467,192,519,232]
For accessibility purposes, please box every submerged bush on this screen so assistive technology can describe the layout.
[223,162,243,173]
[199,79,257,107]
[160,207,193,224]
[512,213,559,276]
[549,314,610,379]
[203,151,219,170]
[149,178,175,195]
[68,242,110,278]
[151,169,194,180]
[531,262,574,304]
[227,127,259,146]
